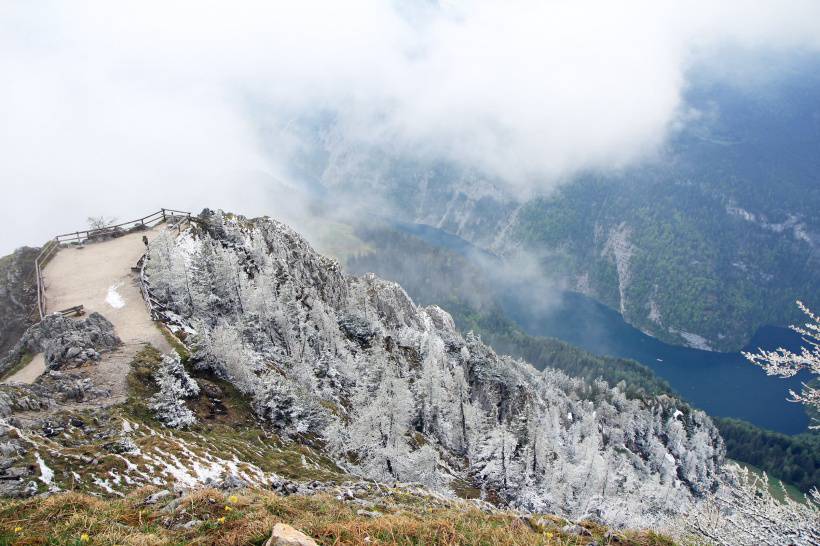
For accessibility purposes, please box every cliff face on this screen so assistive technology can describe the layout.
[145,210,724,527]
[0,247,39,358]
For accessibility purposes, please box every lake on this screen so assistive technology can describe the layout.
[399,222,812,435]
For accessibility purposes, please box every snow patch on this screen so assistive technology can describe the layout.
[35,452,54,485]
[105,282,125,309]
[93,475,124,496]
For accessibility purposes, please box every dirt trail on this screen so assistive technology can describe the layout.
[1,353,45,385]
[19,228,173,401]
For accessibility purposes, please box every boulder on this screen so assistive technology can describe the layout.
[144,489,172,505]
[265,523,318,546]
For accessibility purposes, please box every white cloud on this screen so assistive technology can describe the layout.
[1,0,819,252]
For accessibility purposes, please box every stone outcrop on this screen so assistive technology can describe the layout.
[0,312,120,374]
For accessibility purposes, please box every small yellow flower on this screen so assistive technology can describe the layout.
[80,533,91,543]
[217,516,226,524]
[545,531,554,540]
[14,527,22,533]
[228,495,238,504]
[224,505,233,512]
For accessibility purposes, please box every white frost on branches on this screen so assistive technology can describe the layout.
[743,300,820,428]
[148,353,200,429]
[673,463,820,546]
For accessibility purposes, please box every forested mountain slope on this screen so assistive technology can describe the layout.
[146,210,724,528]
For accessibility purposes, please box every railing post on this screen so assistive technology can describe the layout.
[162,208,166,221]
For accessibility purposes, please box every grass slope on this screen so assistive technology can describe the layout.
[0,486,677,546]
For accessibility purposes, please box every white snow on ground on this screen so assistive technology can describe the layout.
[35,452,54,485]
[105,282,126,308]
[93,475,124,496]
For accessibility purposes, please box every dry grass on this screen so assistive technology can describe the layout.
[0,486,678,546]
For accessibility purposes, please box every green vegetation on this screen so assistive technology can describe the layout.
[155,323,191,363]
[716,417,820,494]
[0,487,678,545]
[511,173,819,352]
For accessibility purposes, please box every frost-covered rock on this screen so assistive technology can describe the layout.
[145,209,725,528]
[148,354,200,428]
[0,312,120,373]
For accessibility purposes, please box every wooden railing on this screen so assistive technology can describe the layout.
[137,254,165,322]
[53,208,191,244]
[34,239,60,319]
[34,208,192,320]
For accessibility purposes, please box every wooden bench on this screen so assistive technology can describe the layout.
[58,305,85,317]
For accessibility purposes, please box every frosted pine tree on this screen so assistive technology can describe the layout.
[148,354,200,428]
[675,464,819,546]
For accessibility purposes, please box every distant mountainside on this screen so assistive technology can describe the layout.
[312,57,820,352]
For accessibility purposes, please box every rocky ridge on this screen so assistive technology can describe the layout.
[142,209,724,529]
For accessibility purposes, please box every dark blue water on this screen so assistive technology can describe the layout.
[398,222,812,435]
[500,289,811,434]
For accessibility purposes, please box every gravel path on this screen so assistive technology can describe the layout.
[23,228,174,399]
[1,353,45,385]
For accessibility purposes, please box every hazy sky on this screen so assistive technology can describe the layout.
[2,0,820,253]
